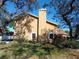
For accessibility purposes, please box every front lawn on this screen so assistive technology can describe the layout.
[0,40,79,59]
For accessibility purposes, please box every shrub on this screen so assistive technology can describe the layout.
[0,54,8,59]
[64,40,79,49]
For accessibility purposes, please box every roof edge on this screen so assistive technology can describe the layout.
[28,13,38,19]
[46,21,58,27]
[13,12,58,27]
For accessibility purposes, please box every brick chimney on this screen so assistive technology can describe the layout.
[39,9,47,35]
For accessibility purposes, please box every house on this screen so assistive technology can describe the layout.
[0,19,14,41]
[14,9,68,42]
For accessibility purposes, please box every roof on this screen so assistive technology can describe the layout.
[55,28,68,35]
[28,13,39,19]
[14,12,58,26]
[28,13,58,26]
[46,21,58,27]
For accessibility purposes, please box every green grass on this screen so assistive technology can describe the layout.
[0,40,77,59]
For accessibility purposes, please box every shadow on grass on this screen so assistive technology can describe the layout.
[0,40,78,59]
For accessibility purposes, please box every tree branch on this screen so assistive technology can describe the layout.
[62,0,75,26]
[0,0,7,7]
[62,0,75,16]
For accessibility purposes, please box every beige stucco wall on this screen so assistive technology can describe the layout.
[46,23,57,33]
[27,16,38,40]
[14,15,38,40]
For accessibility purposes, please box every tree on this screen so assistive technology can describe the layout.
[0,7,11,33]
[44,0,79,39]
[0,0,39,41]
[75,24,79,39]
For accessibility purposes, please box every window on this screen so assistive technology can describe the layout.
[48,32,54,39]
[32,33,36,39]
[31,32,36,39]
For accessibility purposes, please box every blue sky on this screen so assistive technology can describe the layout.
[5,0,69,31]
[5,0,59,24]
[30,0,60,25]
[5,1,17,14]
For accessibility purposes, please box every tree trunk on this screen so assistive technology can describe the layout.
[74,24,79,39]
[69,26,73,40]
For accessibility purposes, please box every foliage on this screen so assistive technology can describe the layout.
[1,40,79,59]
[0,0,38,35]
[9,21,14,28]
[43,0,79,39]
[10,40,70,58]
[52,0,75,38]
[0,54,8,59]
[60,40,79,49]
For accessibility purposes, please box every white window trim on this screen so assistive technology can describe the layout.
[31,32,37,40]
[48,32,54,39]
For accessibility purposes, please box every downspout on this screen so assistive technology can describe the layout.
[37,18,39,42]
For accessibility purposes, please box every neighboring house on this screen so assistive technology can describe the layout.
[0,19,14,41]
[14,9,68,41]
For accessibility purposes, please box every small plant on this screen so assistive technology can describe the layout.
[0,54,8,59]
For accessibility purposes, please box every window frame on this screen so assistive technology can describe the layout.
[48,32,54,39]
[31,32,37,40]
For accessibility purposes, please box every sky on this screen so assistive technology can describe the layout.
[4,0,69,31]
[5,0,59,24]
[5,1,16,14]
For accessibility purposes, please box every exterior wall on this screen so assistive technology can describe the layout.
[46,23,57,32]
[27,16,38,40]
[14,15,38,40]
[38,22,57,42]
[39,22,57,35]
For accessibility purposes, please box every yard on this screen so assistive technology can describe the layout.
[0,40,79,59]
